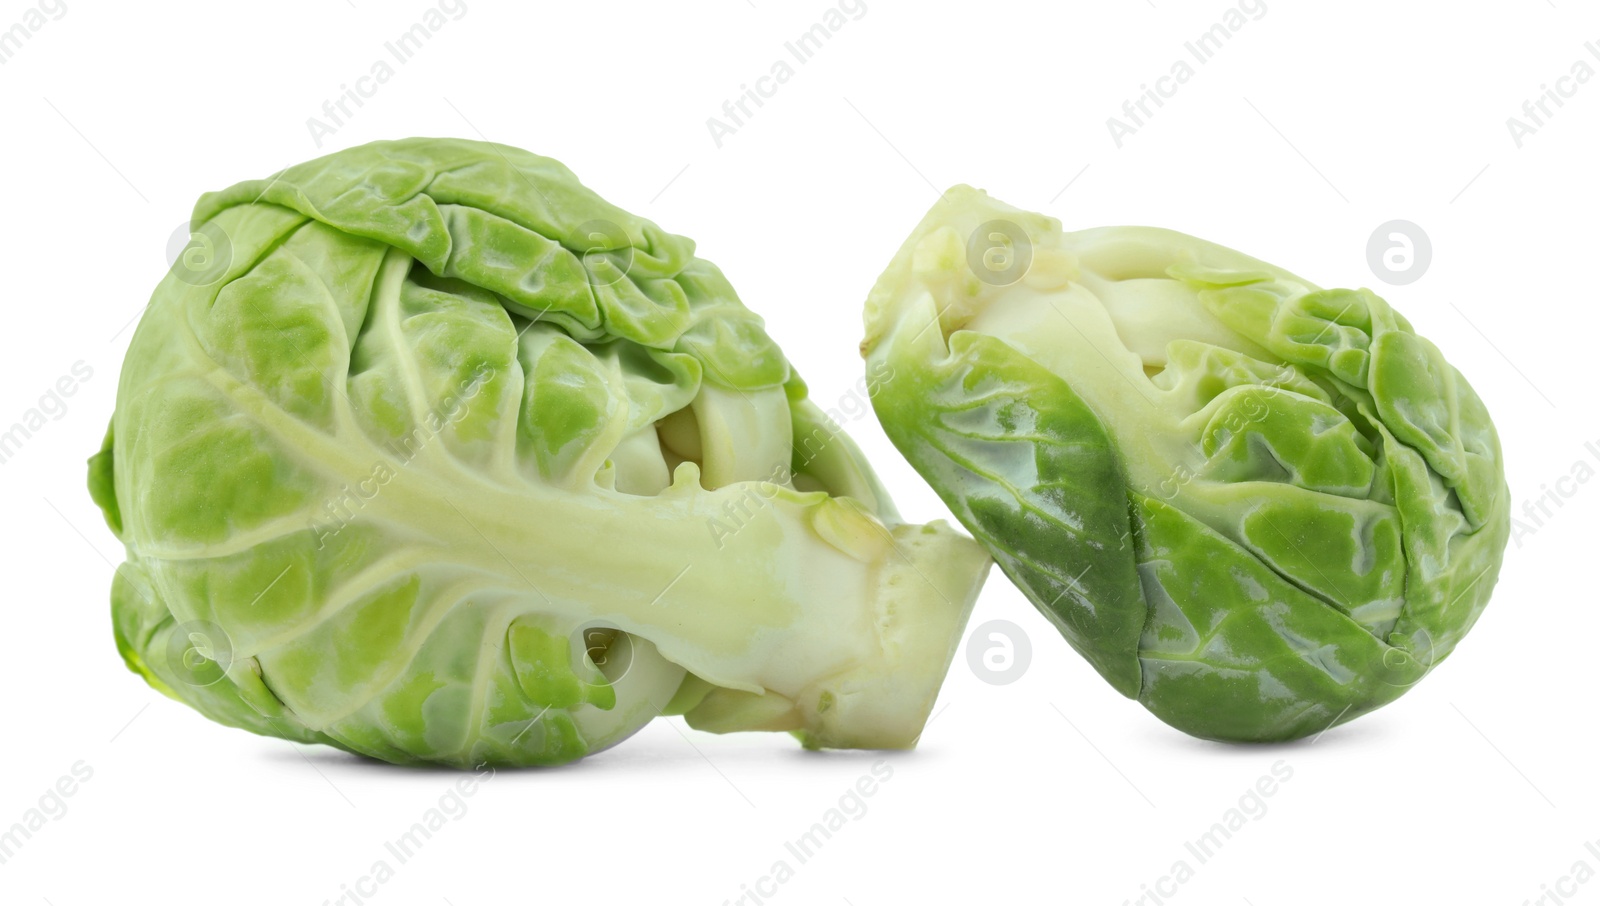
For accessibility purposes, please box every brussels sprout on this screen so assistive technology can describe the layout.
[863,187,1508,742]
[89,139,990,767]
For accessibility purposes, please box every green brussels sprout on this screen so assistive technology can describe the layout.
[89,138,990,767]
[862,186,1509,742]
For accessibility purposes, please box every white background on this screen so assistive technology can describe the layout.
[1,1,1594,904]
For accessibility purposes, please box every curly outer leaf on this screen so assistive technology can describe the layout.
[193,138,787,391]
